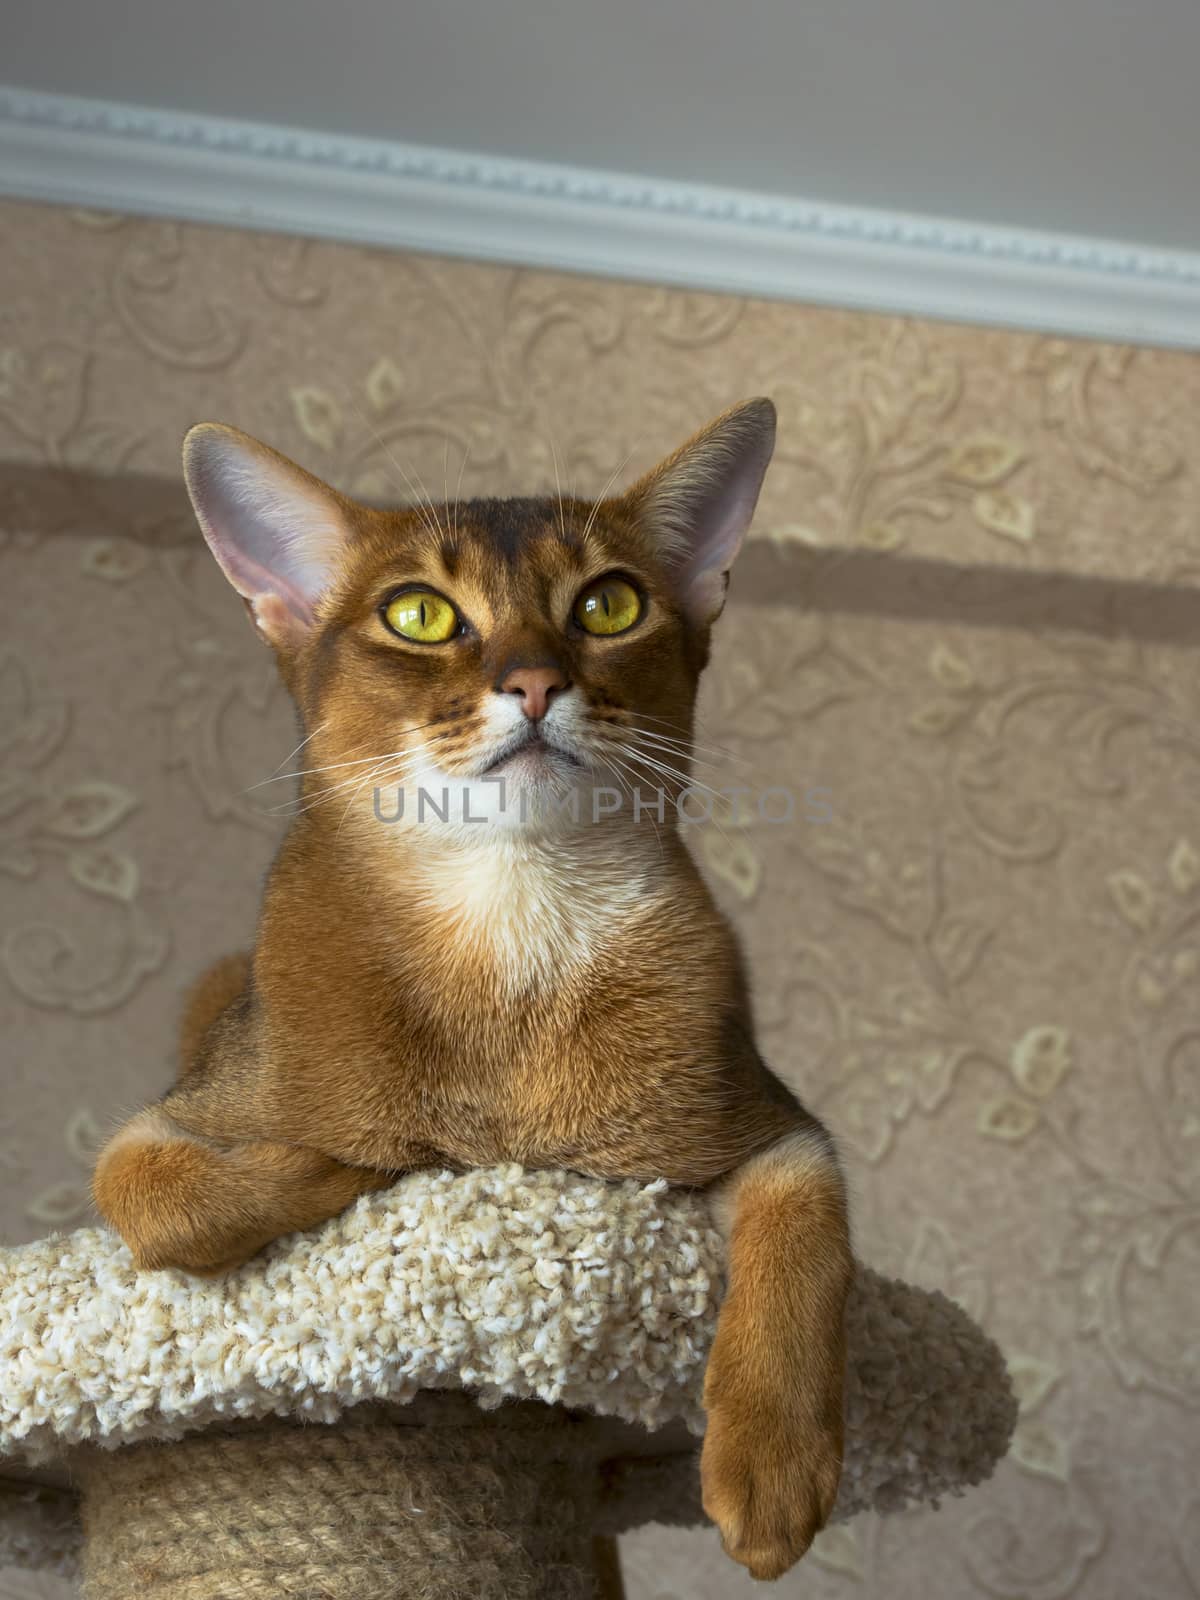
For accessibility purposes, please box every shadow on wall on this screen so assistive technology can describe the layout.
[4,461,1199,646]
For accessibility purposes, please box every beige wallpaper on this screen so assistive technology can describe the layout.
[1,198,1199,1600]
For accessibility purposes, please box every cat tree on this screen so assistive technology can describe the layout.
[0,1164,1016,1598]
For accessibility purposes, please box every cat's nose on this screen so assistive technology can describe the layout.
[499,665,570,721]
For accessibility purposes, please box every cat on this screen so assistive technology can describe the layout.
[91,398,852,1581]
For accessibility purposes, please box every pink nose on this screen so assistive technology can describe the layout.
[499,665,569,721]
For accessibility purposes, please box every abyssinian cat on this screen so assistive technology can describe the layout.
[91,398,852,1580]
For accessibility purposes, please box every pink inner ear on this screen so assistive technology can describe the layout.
[252,592,305,644]
[184,426,350,636]
[680,568,730,625]
[206,532,319,626]
[676,477,767,595]
[647,405,776,622]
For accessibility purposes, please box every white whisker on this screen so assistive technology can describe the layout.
[550,434,568,547]
[246,719,452,792]
[606,740,737,846]
[282,749,420,818]
[453,442,471,544]
[336,751,421,836]
[267,720,329,781]
[348,392,446,544]
[581,451,633,544]
[628,713,745,764]
[594,748,665,860]
[627,727,743,769]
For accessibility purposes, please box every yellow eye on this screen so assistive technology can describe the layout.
[574,576,643,636]
[383,589,460,643]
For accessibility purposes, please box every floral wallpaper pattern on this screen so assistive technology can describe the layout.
[1,198,1198,1599]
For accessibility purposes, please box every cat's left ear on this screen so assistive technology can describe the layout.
[623,397,776,626]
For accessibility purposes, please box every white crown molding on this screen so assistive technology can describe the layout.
[1,85,1198,349]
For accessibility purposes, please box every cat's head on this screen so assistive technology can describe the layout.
[182,399,775,836]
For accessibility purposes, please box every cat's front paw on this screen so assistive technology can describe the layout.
[700,1391,841,1580]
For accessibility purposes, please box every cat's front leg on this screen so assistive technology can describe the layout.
[92,1104,397,1275]
[701,1124,851,1580]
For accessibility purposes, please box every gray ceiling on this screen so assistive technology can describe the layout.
[6,0,1199,252]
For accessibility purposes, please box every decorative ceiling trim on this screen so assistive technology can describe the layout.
[1,85,1198,349]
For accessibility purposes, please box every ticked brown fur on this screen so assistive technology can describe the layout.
[93,401,852,1580]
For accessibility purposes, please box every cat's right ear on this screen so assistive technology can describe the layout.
[182,423,353,651]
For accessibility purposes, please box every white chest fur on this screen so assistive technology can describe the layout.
[418,829,659,992]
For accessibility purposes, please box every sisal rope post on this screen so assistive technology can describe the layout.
[75,1393,619,1600]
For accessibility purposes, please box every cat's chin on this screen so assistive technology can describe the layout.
[485,744,581,783]
[479,726,585,777]
[465,735,598,830]
[478,753,599,834]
